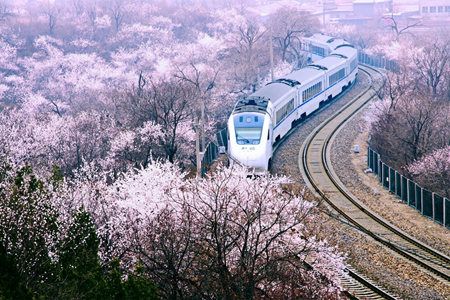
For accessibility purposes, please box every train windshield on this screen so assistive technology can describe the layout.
[233,113,264,145]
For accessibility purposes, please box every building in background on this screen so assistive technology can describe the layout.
[323,0,393,25]
[352,0,393,17]
[249,0,448,28]
[419,0,450,16]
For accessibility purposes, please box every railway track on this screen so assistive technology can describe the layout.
[297,65,450,299]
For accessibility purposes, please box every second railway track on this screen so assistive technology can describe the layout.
[297,65,450,298]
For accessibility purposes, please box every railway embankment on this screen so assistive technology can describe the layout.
[330,103,450,299]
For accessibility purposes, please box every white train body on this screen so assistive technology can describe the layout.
[303,33,348,61]
[227,34,358,173]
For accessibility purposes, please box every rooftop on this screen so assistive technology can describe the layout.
[353,0,392,3]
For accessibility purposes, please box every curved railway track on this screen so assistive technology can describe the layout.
[297,65,450,299]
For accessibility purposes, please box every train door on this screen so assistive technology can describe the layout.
[295,88,301,117]
[268,123,273,145]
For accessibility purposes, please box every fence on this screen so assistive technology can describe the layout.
[358,51,399,72]
[368,147,449,228]
[201,128,227,176]
[302,44,399,72]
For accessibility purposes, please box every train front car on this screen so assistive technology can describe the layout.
[227,97,272,173]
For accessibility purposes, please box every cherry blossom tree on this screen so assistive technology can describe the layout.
[144,78,197,164]
[383,13,421,41]
[113,164,345,299]
[105,121,162,171]
[207,7,247,38]
[1,103,165,176]
[225,19,269,93]
[0,38,16,72]
[370,92,449,168]
[0,38,20,104]
[170,4,214,41]
[268,7,319,62]
[47,160,345,299]
[39,0,62,35]
[22,38,128,114]
[325,23,357,42]
[108,0,126,33]
[407,146,450,198]
[375,65,412,113]
[0,0,11,22]
[413,37,449,98]
[83,5,112,39]
[71,0,84,16]
[368,34,450,174]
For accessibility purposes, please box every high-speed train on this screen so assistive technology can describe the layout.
[227,33,358,173]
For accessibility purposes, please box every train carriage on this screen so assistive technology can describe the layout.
[303,33,347,60]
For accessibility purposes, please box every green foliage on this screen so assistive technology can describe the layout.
[50,165,64,186]
[0,244,32,300]
[0,166,59,296]
[1,167,158,300]
[104,259,127,299]
[0,158,11,183]
[104,260,158,300]
[122,265,159,300]
[57,209,158,299]
[57,209,108,299]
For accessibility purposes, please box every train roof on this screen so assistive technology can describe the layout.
[304,33,334,44]
[304,33,347,51]
[250,82,294,106]
[250,65,327,108]
[282,67,324,87]
[233,96,269,114]
[330,45,357,58]
[313,56,347,71]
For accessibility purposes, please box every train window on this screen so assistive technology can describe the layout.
[438,6,443,13]
[302,82,322,103]
[446,6,450,12]
[422,6,428,13]
[275,98,294,125]
[311,45,325,57]
[350,59,358,71]
[329,68,346,86]
[430,6,436,13]
[234,113,264,145]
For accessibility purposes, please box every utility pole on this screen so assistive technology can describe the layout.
[322,0,337,26]
[197,81,214,177]
[196,93,205,178]
[323,1,325,26]
[196,122,202,177]
[269,26,274,81]
[200,98,205,152]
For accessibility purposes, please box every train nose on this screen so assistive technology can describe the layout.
[242,155,258,166]
[233,148,265,169]
[241,154,268,174]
